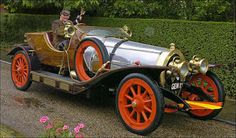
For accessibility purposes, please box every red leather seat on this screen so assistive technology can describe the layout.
[47,31,53,44]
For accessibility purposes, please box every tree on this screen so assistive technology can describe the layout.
[4,0,100,13]
[194,0,233,21]
[3,0,234,21]
[100,0,161,18]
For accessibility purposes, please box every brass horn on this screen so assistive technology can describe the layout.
[64,20,75,38]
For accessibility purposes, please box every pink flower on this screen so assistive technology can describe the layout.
[78,123,85,129]
[45,122,53,129]
[63,124,69,130]
[39,116,49,124]
[74,126,80,134]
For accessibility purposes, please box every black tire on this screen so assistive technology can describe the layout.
[116,73,164,135]
[74,38,109,81]
[185,71,225,120]
[11,50,32,91]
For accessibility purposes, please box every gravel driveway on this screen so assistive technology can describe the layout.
[1,62,235,137]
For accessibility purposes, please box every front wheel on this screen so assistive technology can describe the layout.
[181,71,225,120]
[116,73,164,135]
[11,51,32,91]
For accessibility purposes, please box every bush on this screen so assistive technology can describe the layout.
[0,14,235,98]
[0,13,57,44]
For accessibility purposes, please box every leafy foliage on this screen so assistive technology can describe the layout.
[4,0,99,11]
[100,0,160,18]
[98,0,234,21]
[3,0,234,21]
[192,0,232,21]
[0,14,235,98]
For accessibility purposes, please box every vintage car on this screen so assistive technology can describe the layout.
[8,21,225,135]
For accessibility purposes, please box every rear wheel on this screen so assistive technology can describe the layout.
[181,71,225,120]
[11,51,32,91]
[116,73,164,135]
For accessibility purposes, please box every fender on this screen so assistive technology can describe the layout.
[8,44,40,70]
[72,65,169,94]
[8,44,33,56]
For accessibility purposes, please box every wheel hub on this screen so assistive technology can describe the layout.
[132,101,137,108]
[132,96,145,112]
[17,67,21,71]
[18,67,23,74]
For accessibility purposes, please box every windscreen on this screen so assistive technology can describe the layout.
[77,26,130,38]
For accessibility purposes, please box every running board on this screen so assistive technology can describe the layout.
[31,71,86,94]
[185,100,223,110]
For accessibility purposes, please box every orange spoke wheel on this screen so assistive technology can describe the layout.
[116,73,164,135]
[181,71,225,120]
[74,38,109,81]
[11,51,32,91]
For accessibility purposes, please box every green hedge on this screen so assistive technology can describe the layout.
[0,13,57,43]
[1,14,235,98]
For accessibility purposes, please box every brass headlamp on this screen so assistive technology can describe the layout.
[64,21,75,38]
[168,57,189,79]
[189,55,209,74]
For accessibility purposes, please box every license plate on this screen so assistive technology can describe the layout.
[171,83,183,90]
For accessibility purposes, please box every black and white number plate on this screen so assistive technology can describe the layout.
[171,83,183,90]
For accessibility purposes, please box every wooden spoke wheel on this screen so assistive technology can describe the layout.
[74,38,109,81]
[11,51,32,91]
[116,73,164,135]
[181,71,225,120]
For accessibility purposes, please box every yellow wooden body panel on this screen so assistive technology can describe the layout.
[25,32,80,68]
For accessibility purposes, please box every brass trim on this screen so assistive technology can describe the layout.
[156,48,185,66]
[159,71,166,87]
[43,33,64,53]
[156,47,186,84]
